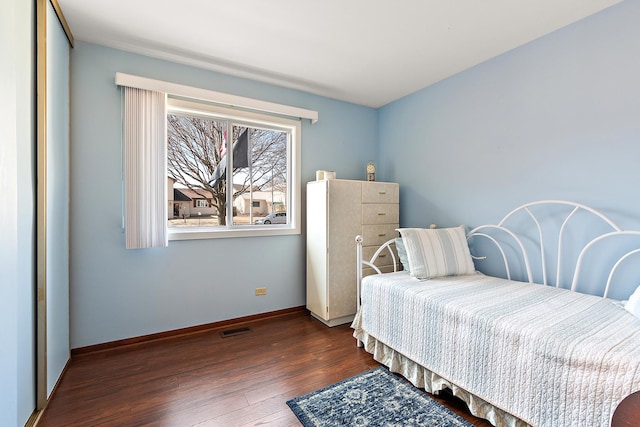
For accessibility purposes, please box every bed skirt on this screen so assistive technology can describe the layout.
[352,314,530,427]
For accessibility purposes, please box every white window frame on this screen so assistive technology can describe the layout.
[167,98,301,240]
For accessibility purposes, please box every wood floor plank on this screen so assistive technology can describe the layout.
[38,310,492,426]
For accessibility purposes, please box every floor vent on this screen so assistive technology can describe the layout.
[219,326,252,338]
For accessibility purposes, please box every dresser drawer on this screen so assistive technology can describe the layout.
[362,182,398,204]
[362,203,399,225]
[362,245,398,268]
[362,224,398,247]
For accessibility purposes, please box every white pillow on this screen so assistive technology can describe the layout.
[625,285,640,318]
[397,226,475,280]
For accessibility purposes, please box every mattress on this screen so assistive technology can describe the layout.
[352,271,640,427]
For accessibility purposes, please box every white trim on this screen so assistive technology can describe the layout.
[169,226,299,241]
[115,72,318,124]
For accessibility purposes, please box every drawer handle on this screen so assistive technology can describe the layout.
[378,254,386,258]
[377,212,386,216]
[378,233,386,237]
[378,191,386,195]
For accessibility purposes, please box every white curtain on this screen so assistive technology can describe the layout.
[123,87,168,249]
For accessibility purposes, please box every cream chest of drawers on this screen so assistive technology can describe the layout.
[306,179,399,326]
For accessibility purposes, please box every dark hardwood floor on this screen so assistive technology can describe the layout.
[39,310,493,426]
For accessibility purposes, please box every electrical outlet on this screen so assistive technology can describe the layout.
[255,287,267,296]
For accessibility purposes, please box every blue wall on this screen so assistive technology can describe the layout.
[379,1,640,233]
[71,0,640,346]
[69,42,377,348]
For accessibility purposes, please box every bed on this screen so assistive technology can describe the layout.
[352,200,640,427]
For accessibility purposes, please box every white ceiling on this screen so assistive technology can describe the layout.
[58,0,621,108]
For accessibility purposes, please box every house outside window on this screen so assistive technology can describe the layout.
[166,98,301,240]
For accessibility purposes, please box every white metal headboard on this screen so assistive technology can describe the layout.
[355,235,398,309]
[466,200,640,298]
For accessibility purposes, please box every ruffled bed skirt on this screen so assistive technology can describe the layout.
[352,314,531,427]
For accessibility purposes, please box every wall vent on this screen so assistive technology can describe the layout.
[219,326,252,338]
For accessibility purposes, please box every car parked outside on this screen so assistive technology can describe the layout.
[254,212,286,225]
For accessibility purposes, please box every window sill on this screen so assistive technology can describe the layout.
[168,225,300,241]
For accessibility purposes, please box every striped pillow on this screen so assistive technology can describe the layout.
[397,226,475,280]
[625,285,640,318]
[395,237,411,273]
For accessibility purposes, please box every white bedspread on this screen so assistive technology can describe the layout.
[352,272,640,427]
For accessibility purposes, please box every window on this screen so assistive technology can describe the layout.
[166,98,301,240]
[117,73,315,247]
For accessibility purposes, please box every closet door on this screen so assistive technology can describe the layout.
[326,180,361,320]
[306,180,329,319]
[36,0,72,409]
[306,179,361,326]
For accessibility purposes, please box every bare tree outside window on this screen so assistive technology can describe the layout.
[167,113,288,227]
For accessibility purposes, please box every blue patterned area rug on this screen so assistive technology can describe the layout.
[287,367,475,426]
